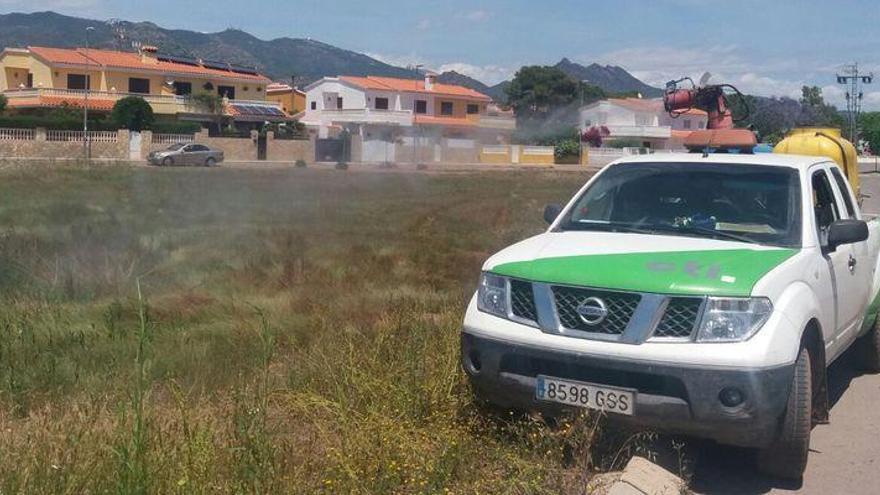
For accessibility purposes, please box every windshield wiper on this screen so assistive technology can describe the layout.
[562,221,653,235]
[645,224,760,245]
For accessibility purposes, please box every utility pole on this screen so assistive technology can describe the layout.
[836,63,873,144]
[83,26,95,164]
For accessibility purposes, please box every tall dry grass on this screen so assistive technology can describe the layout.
[0,166,665,493]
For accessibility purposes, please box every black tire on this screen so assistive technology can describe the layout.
[205,157,216,167]
[757,347,812,480]
[162,157,174,167]
[858,316,880,372]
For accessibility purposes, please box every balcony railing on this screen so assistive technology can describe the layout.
[477,115,517,131]
[2,88,283,117]
[316,108,414,126]
[605,125,672,139]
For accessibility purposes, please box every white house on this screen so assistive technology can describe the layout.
[301,73,515,163]
[579,98,708,149]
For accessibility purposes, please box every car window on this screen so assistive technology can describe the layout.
[811,169,841,246]
[183,145,196,152]
[829,167,856,218]
[563,162,802,247]
[166,143,186,151]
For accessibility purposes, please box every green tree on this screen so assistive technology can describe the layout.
[191,92,226,134]
[861,112,880,154]
[111,96,154,131]
[800,85,824,107]
[506,66,578,124]
[0,93,7,114]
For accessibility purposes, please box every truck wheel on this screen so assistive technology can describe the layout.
[757,347,811,480]
[858,317,880,373]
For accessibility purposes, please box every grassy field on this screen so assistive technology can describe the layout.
[0,165,665,494]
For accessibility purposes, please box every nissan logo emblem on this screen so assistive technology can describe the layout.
[576,297,608,326]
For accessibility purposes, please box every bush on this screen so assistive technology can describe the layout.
[0,93,7,114]
[554,139,580,159]
[111,96,154,131]
[0,115,118,131]
[295,159,307,168]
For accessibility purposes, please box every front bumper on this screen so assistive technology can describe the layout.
[461,331,795,448]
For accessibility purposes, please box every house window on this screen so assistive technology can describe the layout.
[311,101,317,110]
[218,85,236,99]
[336,97,343,109]
[698,121,706,129]
[26,73,33,88]
[375,97,389,110]
[467,104,480,114]
[415,100,427,114]
[440,101,454,116]
[173,81,192,96]
[67,73,89,90]
[128,78,150,94]
[683,119,692,129]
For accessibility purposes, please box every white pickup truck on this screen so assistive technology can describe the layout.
[461,153,880,479]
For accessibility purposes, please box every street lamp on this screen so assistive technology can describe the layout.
[83,26,95,163]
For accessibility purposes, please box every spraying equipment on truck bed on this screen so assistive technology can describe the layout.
[663,73,756,152]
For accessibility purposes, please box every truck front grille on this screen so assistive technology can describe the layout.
[653,297,703,339]
[551,286,641,335]
[510,279,537,322]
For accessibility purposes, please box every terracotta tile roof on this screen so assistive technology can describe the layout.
[6,94,117,111]
[27,46,271,82]
[671,130,694,139]
[413,115,477,127]
[339,76,491,101]
[266,83,305,95]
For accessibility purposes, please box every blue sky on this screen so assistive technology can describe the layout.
[2,0,879,108]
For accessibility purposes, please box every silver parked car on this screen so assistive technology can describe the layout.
[148,143,224,167]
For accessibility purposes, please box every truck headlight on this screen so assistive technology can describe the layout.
[696,297,773,342]
[477,273,509,318]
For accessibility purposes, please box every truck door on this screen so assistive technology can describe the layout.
[812,166,862,359]
[828,165,872,334]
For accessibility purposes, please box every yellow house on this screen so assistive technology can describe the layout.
[266,83,306,116]
[0,45,288,123]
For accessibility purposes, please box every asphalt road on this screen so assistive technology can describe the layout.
[689,173,880,494]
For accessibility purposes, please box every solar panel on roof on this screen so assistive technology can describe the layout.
[202,60,230,71]
[158,54,200,67]
[229,64,259,75]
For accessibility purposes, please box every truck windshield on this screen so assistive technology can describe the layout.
[561,162,802,248]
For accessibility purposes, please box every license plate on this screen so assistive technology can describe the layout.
[535,375,635,416]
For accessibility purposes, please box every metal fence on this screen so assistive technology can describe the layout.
[46,130,119,143]
[152,133,195,145]
[0,128,35,141]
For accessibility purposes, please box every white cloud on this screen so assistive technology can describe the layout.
[416,19,431,31]
[437,62,514,85]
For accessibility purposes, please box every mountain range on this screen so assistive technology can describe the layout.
[0,11,662,102]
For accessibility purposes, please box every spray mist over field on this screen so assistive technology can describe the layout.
[0,166,674,493]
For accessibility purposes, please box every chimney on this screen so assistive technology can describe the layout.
[424,71,437,90]
[140,45,159,64]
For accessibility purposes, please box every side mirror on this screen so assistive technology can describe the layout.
[827,219,869,252]
[544,203,563,225]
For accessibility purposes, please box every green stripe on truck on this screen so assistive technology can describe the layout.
[492,249,797,296]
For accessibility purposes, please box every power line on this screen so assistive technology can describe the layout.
[836,63,873,143]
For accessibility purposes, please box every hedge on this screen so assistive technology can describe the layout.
[0,116,203,134]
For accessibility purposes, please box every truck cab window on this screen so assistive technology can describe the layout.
[830,167,856,218]
[811,170,841,246]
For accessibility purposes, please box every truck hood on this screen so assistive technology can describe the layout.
[485,232,797,297]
